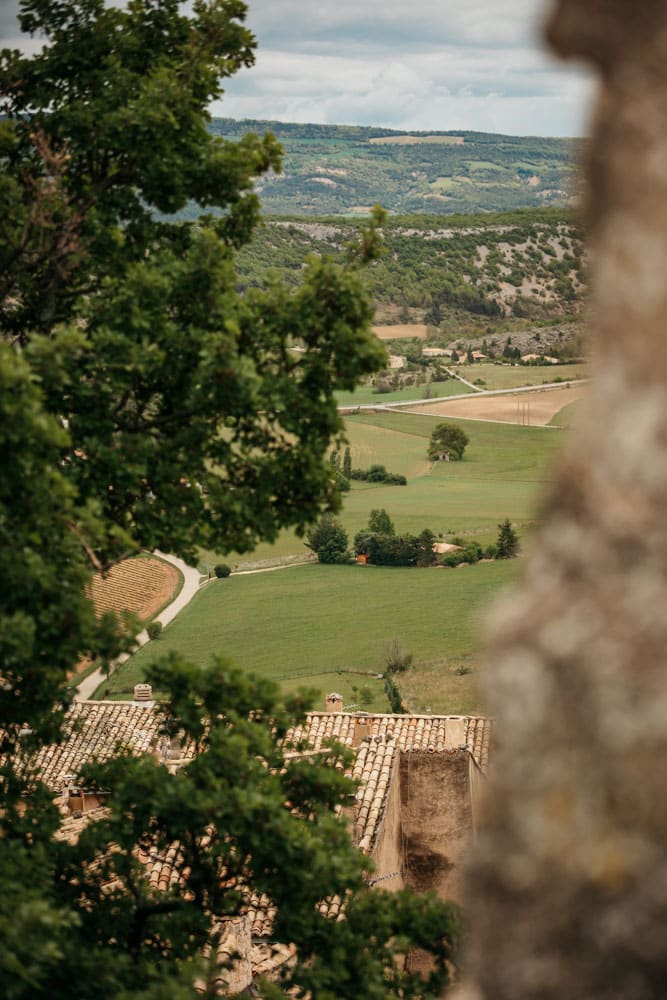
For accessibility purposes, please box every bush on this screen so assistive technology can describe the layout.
[146,620,163,640]
[214,563,232,578]
[384,674,406,714]
[484,543,498,559]
[350,465,407,486]
[385,638,413,674]
[462,541,484,564]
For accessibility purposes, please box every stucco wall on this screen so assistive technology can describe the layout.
[370,757,405,892]
[399,750,472,904]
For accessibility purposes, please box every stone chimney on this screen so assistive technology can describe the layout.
[444,718,468,750]
[325,692,343,713]
[352,714,371,746]
[134,683,152,703]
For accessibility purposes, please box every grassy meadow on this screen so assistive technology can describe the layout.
[99,560,520,714]
[107,409,568,712]
[335,379,469,408]
[467,361,589,391]
[203,409,566,569]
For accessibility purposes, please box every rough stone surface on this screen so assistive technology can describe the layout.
[467,3,667,998]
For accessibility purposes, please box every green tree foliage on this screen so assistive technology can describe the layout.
[428,422,470,461]
[368,508,395,535]
[350,463,407,485]
[496,518,520,558]
[343,445,352,479]
[0,2,459,997]
[0,0,386,566]
[306,513,350,564]
[146,620,163,640]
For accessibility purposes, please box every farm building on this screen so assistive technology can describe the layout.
[422,347,451,358]
[28,696,490,992]
[388,354,407,369]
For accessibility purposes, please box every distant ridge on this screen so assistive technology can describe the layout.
[210,118,583,217]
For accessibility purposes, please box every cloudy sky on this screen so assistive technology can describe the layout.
[1,0,595,136]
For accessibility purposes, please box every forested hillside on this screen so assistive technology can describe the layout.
[211,118,583,216]
[236,209,586,339]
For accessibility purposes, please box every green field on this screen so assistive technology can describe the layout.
[339,411,563,539]
[470,362,589,391]
[109,411,567,711]
[99,560,520,714]
[201,411,566,570]
[549,398,581,427]
[335,379,469,407]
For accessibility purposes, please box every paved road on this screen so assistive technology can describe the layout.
[340,378,590,414]
[74,551,205,702]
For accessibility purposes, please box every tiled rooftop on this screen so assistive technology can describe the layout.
[288,713,491,856]
[30,702,491,990]
[32,701,162,791]
[289,712,491,770]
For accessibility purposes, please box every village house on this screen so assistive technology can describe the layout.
[29,692,491,993]
[388,354,407,369]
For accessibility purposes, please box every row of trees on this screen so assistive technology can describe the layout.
[0,2,458,997]
[307,510,521,566]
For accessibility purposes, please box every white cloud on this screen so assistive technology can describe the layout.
[1,0,595,136]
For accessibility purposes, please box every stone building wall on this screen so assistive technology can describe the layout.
[370,759,405,892]
[399,750,472,904]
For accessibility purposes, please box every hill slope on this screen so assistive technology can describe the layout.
[236,209,586,331]
[212,119,583,216]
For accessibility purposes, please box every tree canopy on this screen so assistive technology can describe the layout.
[496,518,520,558]
[428,422,470,461]
[0,1,459,997]
[306,512,350,563]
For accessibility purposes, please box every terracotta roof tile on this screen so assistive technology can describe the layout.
[33,704,491,990]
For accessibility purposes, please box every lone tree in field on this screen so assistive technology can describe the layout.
[0,2,459,997]
[428,422,469,461]
[496,518,520,558]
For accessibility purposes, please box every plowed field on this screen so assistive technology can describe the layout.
[372,323,429,340]
[88,557,181,622]
[404,385,586,425]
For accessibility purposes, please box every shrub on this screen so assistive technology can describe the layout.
[373,379,392,394]
[462,541,484,564]
[350,466,406,486]
[384,674,406,714]
[484,543,498,559]
[146,620,163,640]
[214,563,232,578]
[385,638,413,674]
[441,550,466,567]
